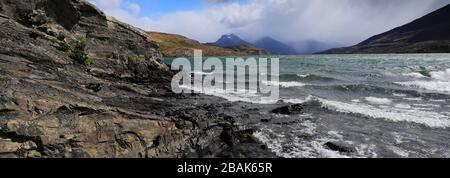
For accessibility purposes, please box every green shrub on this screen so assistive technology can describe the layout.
[56,40,93,67]
[68,49,92,67]
[56,42,70,52]
[75,39,87,51]
[83,57,93,67]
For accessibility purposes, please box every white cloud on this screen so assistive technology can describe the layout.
[128,3,141,15]
[92,0,122,9]
[88,0,449,45]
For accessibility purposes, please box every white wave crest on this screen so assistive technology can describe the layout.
[397,69,450,93]
[396,81,450,93]
[315,97,450,128]
[253,126,377,158]
[365,97,393,105]
[430,69,450,82]
[403,72,427,78]
[179,85,278,104]
[275,96,450,128]
[262,81,306,88]
[297,74,311,78]
[191,71,213,75]
[394,103,411,109]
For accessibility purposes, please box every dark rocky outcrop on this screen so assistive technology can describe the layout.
[324,142,356,153]
[0,0,272,158]
[272,104,304,115]
[322,4,450,54]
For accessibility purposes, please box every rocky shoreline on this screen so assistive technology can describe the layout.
[0,0,275,158]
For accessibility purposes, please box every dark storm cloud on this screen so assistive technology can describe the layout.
[228,0,450,44]
[89,0,450,44]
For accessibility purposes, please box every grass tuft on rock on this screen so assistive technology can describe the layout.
[56,40,92,67]
[56,42,70,52]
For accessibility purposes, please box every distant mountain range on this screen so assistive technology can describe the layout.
[253,37,298,55]
[322,4,450,54]
[216,34,297,54]
[215,34,340,54]
[148,32,269,57]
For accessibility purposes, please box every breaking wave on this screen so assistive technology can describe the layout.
[397,69,450,93]
[179,85,278,104]
[262,81,307,88]
[278,73,338,82]
[286,97,450,128]
[253,126,378,158]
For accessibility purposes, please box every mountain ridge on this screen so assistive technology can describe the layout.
[216,33,252,47]
[254,37,298,55]
[215,34,304,55]
[321,4,450,54]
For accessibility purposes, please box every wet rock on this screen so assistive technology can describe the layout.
[0,109,18,120]
[217,129,277,158]
[30,9,48,26]
[324,142,356,153]
[272,104,304,115]
[0,139,21,153]
[85,83,102,92]
[261,119,270,123]
[218,143,278,158]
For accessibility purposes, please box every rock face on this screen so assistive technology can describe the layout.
[324,142,356,153]
[0,0,271,158]
[322,4,450,54]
